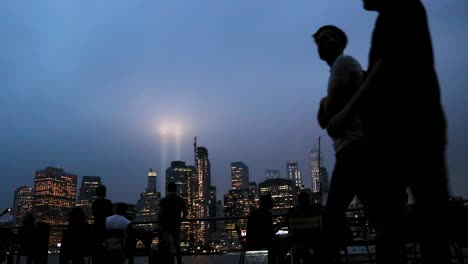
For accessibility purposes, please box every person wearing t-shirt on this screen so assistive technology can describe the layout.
[105,203,131,264]
[314,25,372,261]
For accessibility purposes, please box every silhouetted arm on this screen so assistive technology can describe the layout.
[327,60,383,137]
[318,97,330,129]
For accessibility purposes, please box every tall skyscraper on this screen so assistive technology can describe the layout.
[258,178,295,215]
[310,148,329,204]
[223,189,243,240]
[165,161,195,247]
[287,160,303,189]
[231,162,250,213]
[319,167,329,194]
[33,167,77,248]
[231,162,249,190]
[32,167,78,225]
[165,161,194,214]
[310,149,321,193]
[135,169,160,228]
[265,169,280,180]
[207,186,217,242]
[13,186,33,224]
[147,168,157,193]
[76,176,101,222]
[193,144,211,243]
[208,186,217,218]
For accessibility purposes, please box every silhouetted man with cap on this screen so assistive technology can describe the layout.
[313,24,373,261]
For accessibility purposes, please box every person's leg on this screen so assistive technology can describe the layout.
[173,231,182,264]
[368,150,406,264]
[322,143,364,261]
[410,150,450,264]
[159,231,175,264]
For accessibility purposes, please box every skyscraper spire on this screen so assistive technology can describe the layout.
[194,136,197,166]
[147,168,157,193]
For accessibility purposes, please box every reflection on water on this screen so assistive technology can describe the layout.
[30,252,267,264]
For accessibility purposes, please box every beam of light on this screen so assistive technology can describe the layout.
[160,124,169,136]
[156,119,190,168]
[175,124,183,160]
[159,124,168,174]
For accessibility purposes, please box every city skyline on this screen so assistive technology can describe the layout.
[1,1,467,210]
[5,151,318,211]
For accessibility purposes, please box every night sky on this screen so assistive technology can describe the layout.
[1,1,467,210]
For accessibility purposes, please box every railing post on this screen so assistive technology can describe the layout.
[128,223,135,264]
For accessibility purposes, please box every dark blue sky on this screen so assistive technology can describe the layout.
[1,1,467,209]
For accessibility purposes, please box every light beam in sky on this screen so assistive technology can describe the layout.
[158,121,187,169]
[159,124,168,175]
[175,124,183,160]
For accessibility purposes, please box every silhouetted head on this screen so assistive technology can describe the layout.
[23,212,35,226]
[362,0,384,11]
[167,182,177,193]
[313,25,347,65]
[260,194,273,210]
[96,185,107,198]
[298,191,311,207]
[116,203,128,216]
[68,207,86,227]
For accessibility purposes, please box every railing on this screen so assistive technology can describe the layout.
[1,202,467,264]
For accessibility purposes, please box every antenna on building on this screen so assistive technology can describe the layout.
[194,136,198,164]
[318,136,322,198]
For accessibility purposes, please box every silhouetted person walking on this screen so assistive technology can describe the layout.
[313,25,372,261]
[159,182,187,264]
[327,1,450,263]
[91,185,113,263]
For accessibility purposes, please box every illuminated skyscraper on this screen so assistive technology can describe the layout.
[224,189,243,240]
[76,176,101,222]
[32,167,77,225]
[310,148,329,203]
[165,161,195,216]
[147,168,157,193]
[33,167,77,248]
[208,186,217,218]
[135,169,160,228]
[207,186,217,241]
[287,160,303,189]
[310,149,321,193]
[229,162,250,217]
[265,169,280,180]
[165,161,195,247]
[193,144,211,243]
[231,162,249,190]
[13,186,33,224]
[258,178,295,215]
